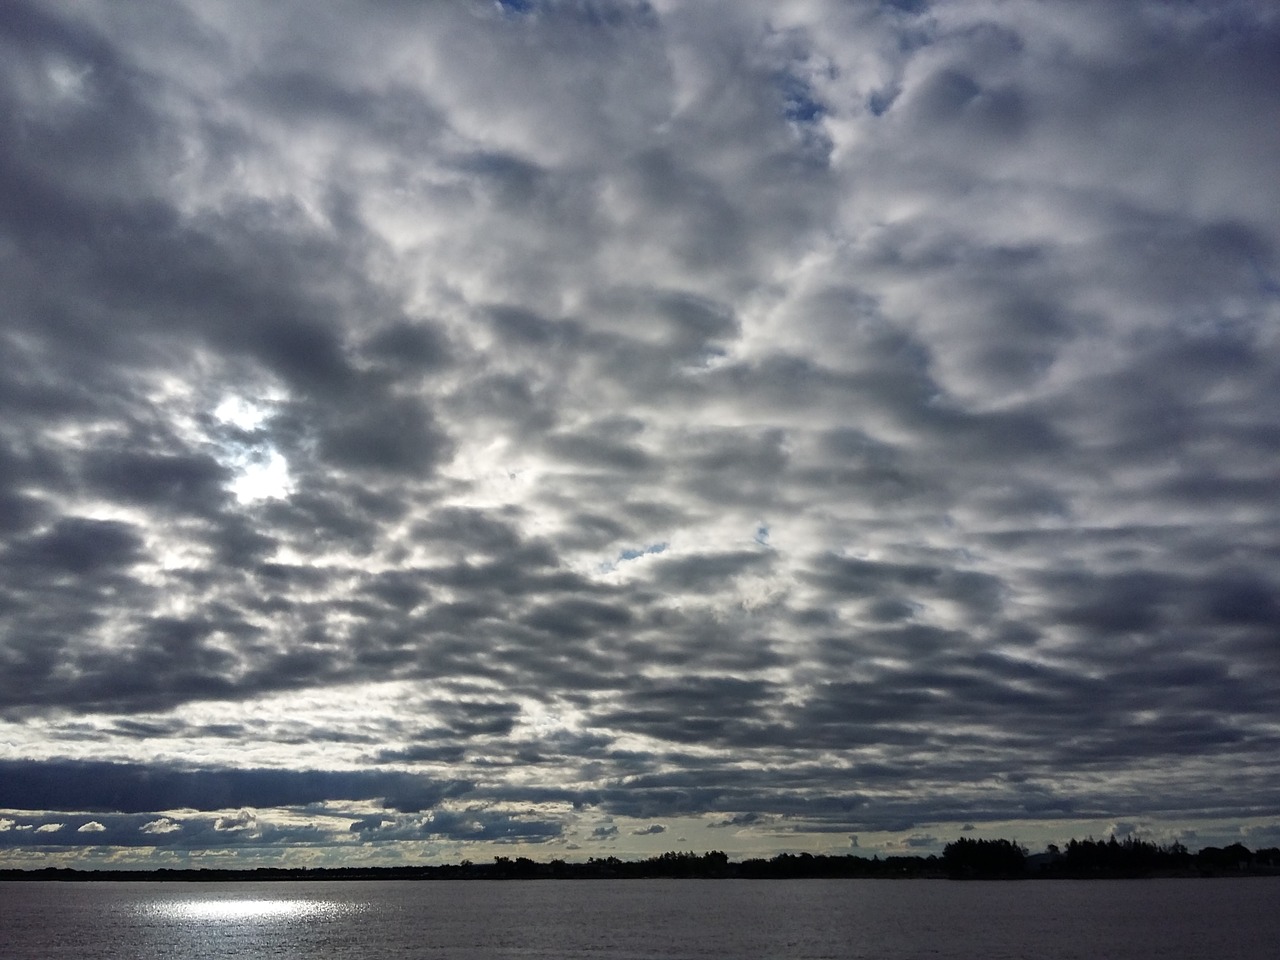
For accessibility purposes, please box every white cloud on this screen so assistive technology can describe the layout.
[141,818,182,835]
[214,810,258,832]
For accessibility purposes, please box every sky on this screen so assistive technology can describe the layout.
[1,0,1278,869]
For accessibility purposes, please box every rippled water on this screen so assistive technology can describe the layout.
[2,877,1277,959]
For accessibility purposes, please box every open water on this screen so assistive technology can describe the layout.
[1,877,1276,959]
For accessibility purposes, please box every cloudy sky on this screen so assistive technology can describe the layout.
[2,0,1278,868]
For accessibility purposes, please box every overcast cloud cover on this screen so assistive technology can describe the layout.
[2,0,1279,867]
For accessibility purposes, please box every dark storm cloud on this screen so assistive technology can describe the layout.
[648,549,773,592]
[344,807,564,846]
[0,759,465,814]
[597,676,779,746]
[319,394,453,475]
[709,812,771,829]
[80,447,230,509]
[805,554,1004,620]
[6,517,145,576]
[417,809,563,845]
[2,0,1280,861]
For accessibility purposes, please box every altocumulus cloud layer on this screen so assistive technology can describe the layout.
[2,0,1279,865]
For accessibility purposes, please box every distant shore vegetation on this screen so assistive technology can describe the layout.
[2,837,1278,882]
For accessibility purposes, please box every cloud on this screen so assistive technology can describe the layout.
[632,824,666,836]
[213,810,257,833]
[903,834,938,850]
[0,760,464,814]
[710,812,771,830]
[419,810,563,845]
[1,0,1279,865]
[140,818,181,835]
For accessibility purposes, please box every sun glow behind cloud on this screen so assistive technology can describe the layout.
[212,395,294,503]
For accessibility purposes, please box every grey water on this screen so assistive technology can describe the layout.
[2,878,1277,959]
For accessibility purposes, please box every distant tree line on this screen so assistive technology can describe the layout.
[1035,836,1276,879]
[3,837,1277,881]
[941,837,1028,879]
[940,835,1280,880]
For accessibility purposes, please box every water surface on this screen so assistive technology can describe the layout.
[2,877,1276,959]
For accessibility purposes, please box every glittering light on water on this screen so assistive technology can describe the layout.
[149,897,344,923]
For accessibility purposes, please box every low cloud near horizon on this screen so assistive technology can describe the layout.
[2,0,1279,866]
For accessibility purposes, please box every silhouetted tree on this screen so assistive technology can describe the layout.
[942,837,1027,879]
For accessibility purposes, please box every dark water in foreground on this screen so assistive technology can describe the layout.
[2,877,1276,959]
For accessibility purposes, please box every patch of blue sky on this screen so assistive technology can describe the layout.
[776,71,825,125]
[619,542,668,562]
[882,0,929,13]
[495,0,535,15]
[1251,261,1280,297]
[773,68,833,164]
[867,86,900,116]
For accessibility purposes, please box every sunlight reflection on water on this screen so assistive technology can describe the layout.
[144,894,351,923]
[124,892,364,960]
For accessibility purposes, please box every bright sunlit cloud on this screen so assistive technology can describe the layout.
[212,395,293,502]
[226,447,293,503]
